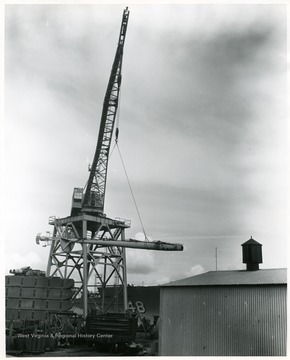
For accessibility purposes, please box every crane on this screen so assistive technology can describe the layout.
[71,7,129,217]
[37,8,183,318]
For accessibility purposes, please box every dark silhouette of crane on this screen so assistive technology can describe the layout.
[71,7,129,217]
[37,8,183,317]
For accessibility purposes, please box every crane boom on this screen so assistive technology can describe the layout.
[36,233,183,251]
[83,239,183,251]
[37,8,184,318]
[72,8,129,216]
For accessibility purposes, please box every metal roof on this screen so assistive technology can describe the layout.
[162,268,287,287]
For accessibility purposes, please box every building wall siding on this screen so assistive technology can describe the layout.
[159,285,286,356]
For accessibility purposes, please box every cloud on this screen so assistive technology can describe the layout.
[132,232,152,242]
[183,264,205,278]
[164,265,206,284]
[6,252,42,274]
[138,265,205,286]
[126,249,156,275]
[125,182,255,238]
[125,233,157,276]
[148,276,171,286]
[4,5,286,287]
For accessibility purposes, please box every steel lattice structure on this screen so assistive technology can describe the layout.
[46,9,131,316]
[37,8,183,318]
[46,215,131,316]
[80,8,129,215]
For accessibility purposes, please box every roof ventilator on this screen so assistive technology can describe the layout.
[241,236,263,271]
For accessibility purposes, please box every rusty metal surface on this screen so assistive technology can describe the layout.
[96,286,160,319]
[6,287,74,299]
[6,276,75,321]
[86,313,138,343]
[159,285,287,356]
[5,276,74,288]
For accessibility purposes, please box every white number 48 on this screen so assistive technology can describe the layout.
[128,300,146,314]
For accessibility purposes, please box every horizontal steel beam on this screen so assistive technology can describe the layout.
[37,234,183,251]
[81,238,183,251]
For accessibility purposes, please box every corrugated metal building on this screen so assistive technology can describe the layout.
[159,268,287,356]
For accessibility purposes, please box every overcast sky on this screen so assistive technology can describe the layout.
[4,4,287,285]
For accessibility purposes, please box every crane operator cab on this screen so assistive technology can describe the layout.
[71,187,105,217]
[71,187,83,216]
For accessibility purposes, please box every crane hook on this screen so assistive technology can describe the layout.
[115,127,119,143]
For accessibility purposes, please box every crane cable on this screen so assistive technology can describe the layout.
[111,88,149,242]
[115,86,121,140]
[109,86,122,158]
[116,143,149,242]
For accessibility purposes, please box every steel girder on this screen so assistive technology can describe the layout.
[82,8,129,213]
[46,214,130,317]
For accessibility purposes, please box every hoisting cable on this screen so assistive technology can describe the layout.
[115,85,122,144]
[109,141,117,159]
[116,143,149,242]
[112,85,148,241]
[109,87,121,158]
